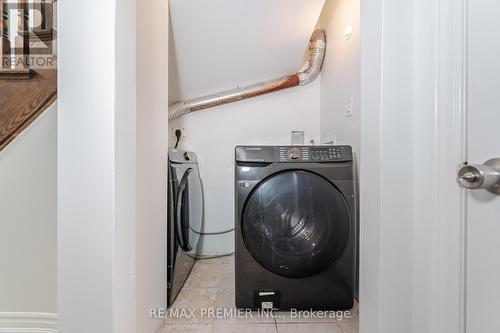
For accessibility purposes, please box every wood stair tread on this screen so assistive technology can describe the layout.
[0,69,57,150]
[0,68,34,80]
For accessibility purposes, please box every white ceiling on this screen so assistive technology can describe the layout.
[169,0,326,102]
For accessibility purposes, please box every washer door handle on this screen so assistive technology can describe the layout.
[176,168,193,251]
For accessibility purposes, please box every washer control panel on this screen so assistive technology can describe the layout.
[287,147,302,159]
[278,146,310,161]
[277,146,350,162]
[235,146,352,163]
[309,146,344,161]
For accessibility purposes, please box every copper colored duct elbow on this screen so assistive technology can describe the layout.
[168,30,326,120]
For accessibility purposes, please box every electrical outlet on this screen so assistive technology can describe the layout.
[346,97,354,117]
[170,128,187,142]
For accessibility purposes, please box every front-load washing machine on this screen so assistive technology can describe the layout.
[167,148,203,307]
[235,145,356,310]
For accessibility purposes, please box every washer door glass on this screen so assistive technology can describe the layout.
[242,170,350,279]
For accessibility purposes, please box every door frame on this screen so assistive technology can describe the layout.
[359,0,467,332]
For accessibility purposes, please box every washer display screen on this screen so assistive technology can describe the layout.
[241,170,350,279]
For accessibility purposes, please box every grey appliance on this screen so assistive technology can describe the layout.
[235,145,356,310]
[167,148,203,307]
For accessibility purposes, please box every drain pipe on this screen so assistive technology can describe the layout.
[168,30,326,120]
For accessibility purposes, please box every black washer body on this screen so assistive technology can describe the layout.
[167,149,204,307]
[235,145,356,310]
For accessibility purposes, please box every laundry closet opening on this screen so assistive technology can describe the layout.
[167,0,361,332]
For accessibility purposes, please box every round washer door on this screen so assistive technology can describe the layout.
[242,170,350,279]
[176,167,203,254]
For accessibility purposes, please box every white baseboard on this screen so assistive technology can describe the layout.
[0,312,57,333]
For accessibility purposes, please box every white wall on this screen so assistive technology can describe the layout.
[136,0,169,331]
[318,0,361,151]
[169,0,325,102]
[115,0,137,331]
[59,0,169,331]
[58,0,120,331]
[0,105,57,315]
[359,0,415,331]
[170,81,321,255]
[58,0,137,332]
[316,0,361,299]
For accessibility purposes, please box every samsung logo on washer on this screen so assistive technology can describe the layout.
[246,147,262,151]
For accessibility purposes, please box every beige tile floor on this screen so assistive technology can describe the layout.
[163,255,359,333]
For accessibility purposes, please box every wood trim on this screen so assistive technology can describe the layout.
[0,69,56,151]
[0,93,56,151]
[0,68,34,79]
[21,29,55,42]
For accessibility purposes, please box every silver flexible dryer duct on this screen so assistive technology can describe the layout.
[168,30,326,120]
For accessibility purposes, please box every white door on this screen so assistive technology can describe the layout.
[460,2,500,332]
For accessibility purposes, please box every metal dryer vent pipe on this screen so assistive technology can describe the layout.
[168,30,326,120]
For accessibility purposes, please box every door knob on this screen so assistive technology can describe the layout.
[457,158,500,195]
